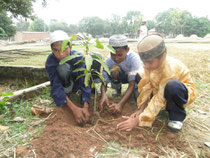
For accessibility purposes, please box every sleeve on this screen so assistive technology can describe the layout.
[137,78,153,108]
[179,65,197,105]
[102,58,112,84]
[128,53,144,82]
[45,57,67,106]
[138,82,166,127]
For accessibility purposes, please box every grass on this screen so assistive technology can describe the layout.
[0,87,55,157]
[0,44,108,66]
[0,42,209,157]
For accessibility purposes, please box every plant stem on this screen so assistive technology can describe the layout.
[90,76,96,114]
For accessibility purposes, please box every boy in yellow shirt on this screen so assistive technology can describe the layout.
[117,34,197,131]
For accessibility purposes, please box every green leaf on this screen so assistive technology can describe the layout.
[70,35,77,47]
[84,70,88,74]
[1,92,13,96]
[94,58,110,75]
[91,83,95,88]
[74,58,85,65]
[76,74,86,81]
[59,54,82,65]
[106,45,116,54]
[91,54,102,61]
[70,35,77,43]
[61,40,69,52]
[95,39,104,49]
[85,73,91,87]
[87,36,91,42]
[72,68,86,73]
[92,70,105,85]
[85,55,93,71]
[3,97,10,101]
[77,33,85,40]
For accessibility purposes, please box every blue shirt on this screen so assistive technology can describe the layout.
[103,50,143,83]
[45,50,91,106]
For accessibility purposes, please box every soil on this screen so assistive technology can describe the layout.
[16,98,201,158]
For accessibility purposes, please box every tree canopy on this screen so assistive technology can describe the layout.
[0,10,16,38]
[0,0,35,18]
[155,8,210,37]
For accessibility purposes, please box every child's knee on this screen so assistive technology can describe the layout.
[165,80,186,97]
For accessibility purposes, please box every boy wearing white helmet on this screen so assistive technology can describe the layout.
[46,30,91,124]
[117,34,197,132]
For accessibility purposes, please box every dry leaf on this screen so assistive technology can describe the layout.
[13,117,26,122]
[39,98,52,105]
[0,125,9,131]
[31,119,44,126]
[31,105,54,115]
[197,109,207,114]
[204,142,210,147]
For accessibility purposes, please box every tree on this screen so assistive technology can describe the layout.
[79,17,105,37]
[0,27,7,37]
[177,11,192,35]
[109,14,123,35]
[0,0,47,19]
[146,20,156,30]
[0,0,35,18]
[49,19,70,33]
[16,20,30,31]
[169,8,182,37]
[155,9,175,36]
[0,10,16,38]
[122,11,141,37]
[184,17,210,37]
[29,18,46,32]
[155,8,210,37]
[68,24,79,35]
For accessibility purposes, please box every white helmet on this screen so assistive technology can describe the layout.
[50,30,69,44]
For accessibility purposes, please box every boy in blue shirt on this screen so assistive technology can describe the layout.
[99,35,143,114]
[46,30,91,124]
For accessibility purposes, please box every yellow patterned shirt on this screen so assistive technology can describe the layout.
[137,56,197,127]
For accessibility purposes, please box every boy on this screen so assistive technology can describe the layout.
[45,30,91,124]
[99,35,143,114]
[138,20,148,42]
[117,34,197,131]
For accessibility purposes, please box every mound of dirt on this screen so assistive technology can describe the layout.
[17,99,193,157]
[204,33,210,39]
[175,34,186,40]
[189,34,202,40]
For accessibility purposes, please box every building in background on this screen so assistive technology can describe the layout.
[14,32,50,42]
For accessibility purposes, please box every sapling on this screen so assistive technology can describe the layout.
[59,33,115,116]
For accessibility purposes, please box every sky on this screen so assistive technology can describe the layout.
[33,0,210,24]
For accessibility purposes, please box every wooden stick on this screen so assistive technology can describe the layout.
[8,81,50,102]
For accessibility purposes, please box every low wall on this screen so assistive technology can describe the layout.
[0,65,49,82]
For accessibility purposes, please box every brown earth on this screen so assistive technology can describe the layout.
[17,99,195,158]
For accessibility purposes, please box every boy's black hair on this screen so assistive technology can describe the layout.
[155,49,167,59]
[112,45,128,51]
[51,41,70,49]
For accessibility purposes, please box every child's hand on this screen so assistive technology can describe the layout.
[116,116,139,131]
[130,109,143,118]
[82,107,90,122]
[109,103,122,114]
[99,95,110,112]
[72,106,86,124]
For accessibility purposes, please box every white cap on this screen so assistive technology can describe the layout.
[109,35,128,47]
[50,30,69,44]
